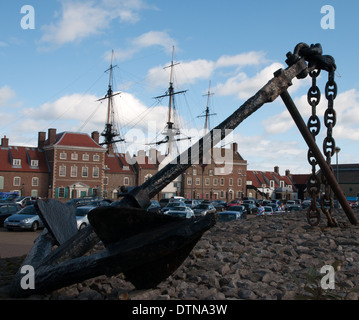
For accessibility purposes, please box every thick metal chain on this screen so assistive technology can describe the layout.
[306,70,322,226]
[320,70,338,227]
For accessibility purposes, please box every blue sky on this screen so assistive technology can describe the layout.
[0,0,358,174]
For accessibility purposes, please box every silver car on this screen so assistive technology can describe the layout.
[165,206,195,219]
[4,205,44,231]
[75,206,95,230]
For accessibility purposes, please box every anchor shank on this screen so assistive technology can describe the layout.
[123,59,309,208]
[280,89,358,225]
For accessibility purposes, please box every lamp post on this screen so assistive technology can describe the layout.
[335,146,341,183]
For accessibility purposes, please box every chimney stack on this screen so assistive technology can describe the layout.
[1,136,9,148]
[38,132,46,149]
[274,166,279,175]
[285,169,291,177]
[91,131,100,144]
[232,142,238,153]
[48,128,57,145]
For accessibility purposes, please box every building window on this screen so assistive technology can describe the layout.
[32,177,39,187]
[213,178,218,186]
[205,178,210,186]
[187,177,192,185]
[0,176,4,189]
[238,169,242,174]
[13,177,21,186]
[59,165,66,177]
[71,165,78,177]
[280,181,284,188]
[124,177,130,185]
[60,152,67,160]
[270,180,275,188]
[209,170,214,176]
[31,190,38,197]
[58,187,65,198]
[93,167,99,178]
[82,166,88,177]
[83,154,89,161]
[71,153,78,160]
[195,178,200,186]
[238,178,242,186]
[13,159,21,167]
[229,178,233,186]
[104,177,108,185]
[93,155,100,161]
[30,160,39,167]
[220,178,224,186]
[193,169,197,176]
[123,165,130,171]
[220,191,225,198]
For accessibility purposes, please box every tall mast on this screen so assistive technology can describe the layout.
[198,80,216,135]
[154,46,188,155]
[98,50,124,154]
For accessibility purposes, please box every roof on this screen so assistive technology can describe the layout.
[291,174,310,185]
[247,170,296,191]
[105,153,135,174]
[52,132,104,149]
[0,146,49,173]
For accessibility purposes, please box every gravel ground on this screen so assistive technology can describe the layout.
[1,208,359,300]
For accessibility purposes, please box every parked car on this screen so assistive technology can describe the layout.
[243,203,258,214]
[192,204,216,216]
[147,200,161,213]
[159,198,170,208]
[75,206,96,230]
[161,201,186,213]
[86,199,112,207]
[227,205,247,216]
[0,203,22,226]
[226,199,242,209]
[212,200,227,212]
[184,199,200,208]
[65,198,94,207]
[217,210,247,222]
[287,203,302,211]
[15,196,37,208]
[4,205,44,231]
[165,206,195,219]
[257,206,274,216]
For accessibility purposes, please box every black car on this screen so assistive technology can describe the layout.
[243,203,258,214]
[147,200,161,213]
[0,203,22,226]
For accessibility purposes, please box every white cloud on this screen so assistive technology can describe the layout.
[216,51,267,68]
[0,86,17,107]
[215,62,284,100]
[40,0,149,48]
[106,31,176,62]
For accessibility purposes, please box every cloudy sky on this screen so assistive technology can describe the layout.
[1,1,359,174]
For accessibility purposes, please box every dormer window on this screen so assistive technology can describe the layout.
[13,159,21,167]
[30,160,39,168]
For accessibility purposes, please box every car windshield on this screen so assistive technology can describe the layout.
[230,206,243,212]
[218,214,236,222]
[170,207,186,211]
[195,205,209,209]
[264,207,272,212]
[18,206,37,215]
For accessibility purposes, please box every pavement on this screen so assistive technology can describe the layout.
[0,228,40,258]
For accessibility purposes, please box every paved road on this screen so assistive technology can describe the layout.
[0,228,40,258]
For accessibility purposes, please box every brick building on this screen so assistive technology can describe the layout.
[180,143,248,201]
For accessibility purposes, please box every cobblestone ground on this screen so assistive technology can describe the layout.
[1,208,359,300]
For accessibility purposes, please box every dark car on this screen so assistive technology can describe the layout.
[0,203,22,226]
[243,203,258,214]
[147,200,161,213]
[217,210,247,222]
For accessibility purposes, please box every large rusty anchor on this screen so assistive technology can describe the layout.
[8,43,357,298]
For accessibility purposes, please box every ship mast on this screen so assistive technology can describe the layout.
[198,80,216,135]
[98,50,124,153]
[154,46,188,155]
